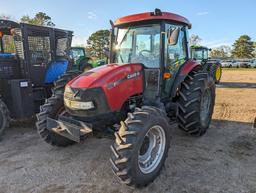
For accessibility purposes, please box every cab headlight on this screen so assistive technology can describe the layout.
[64,99,95,110]
[65,85,73,94]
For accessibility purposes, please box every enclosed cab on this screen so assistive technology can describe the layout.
[0,20,75,135]
[191,45,222,83]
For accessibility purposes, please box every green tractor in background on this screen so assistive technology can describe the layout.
[191,46,222,84]
[69,47,106,71]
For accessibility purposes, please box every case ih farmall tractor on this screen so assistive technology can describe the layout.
[191,45,222,84]
[37,9,216,187]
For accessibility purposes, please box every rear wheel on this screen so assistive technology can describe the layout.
[79,59,93,72]
[210,63,222,84]
[177,70,216,136]
[52,70,81,95]
[0,99,9,136]
[110,106,170,187]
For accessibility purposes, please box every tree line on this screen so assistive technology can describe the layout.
[1,12,255,60]
[0,12,109,59]
[190,34,256,59]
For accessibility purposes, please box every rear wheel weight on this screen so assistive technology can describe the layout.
[177,70,216,136]
[110,106,170,187]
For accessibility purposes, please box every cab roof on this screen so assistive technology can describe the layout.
[0,20,20,35]
[191,45,210,50]
[114,9,192,29]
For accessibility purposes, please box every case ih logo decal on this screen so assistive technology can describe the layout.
[108,71,141,89]
[127,72,140,79]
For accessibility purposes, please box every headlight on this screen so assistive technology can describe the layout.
[64,99,95,110]
[65,85,73,94]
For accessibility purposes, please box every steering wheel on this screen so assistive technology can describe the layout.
[139,50,151,57]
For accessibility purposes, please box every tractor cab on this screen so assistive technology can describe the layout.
[111,9,193,101]
[190,46,210,63]
[69,47,107,71]
[190,45,222,84]
[0,20,74,123]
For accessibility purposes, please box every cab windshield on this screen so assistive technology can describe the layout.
[115,24,160,68]
[192,49,208,60]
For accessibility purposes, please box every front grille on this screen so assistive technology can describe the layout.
[64,87,110,117]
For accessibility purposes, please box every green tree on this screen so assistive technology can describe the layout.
[231,35,254,59]
[253,42,256,57]
[210,47,228,59]
[20,12,55,27]
[86,30,110,59]
[190,34,202,46]
[0,14,12,20]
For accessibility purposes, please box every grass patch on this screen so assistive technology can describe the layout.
[222,68,256,71]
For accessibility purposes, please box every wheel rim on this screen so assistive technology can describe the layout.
[138,125,166,174]
[200,89,212,124]
[215,66,221,81]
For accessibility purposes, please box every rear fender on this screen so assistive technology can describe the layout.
[170,60,201,98]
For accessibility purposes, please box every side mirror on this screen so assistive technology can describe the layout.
[168,27,180,45]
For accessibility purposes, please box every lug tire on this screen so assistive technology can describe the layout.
[36,95,75,147]
[79,59,93,71]
[36,71,81,147]
[52,70,82,95]
[209,63,222,84]
[177,70,216,136]
[110,106,170,187]
[0,99,10,136]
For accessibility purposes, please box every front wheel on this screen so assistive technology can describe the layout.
[110,106,170,187]
[36,95,75,147]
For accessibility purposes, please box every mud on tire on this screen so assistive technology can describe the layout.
[110,106,170,187]
[177,70,216,136]
[0,99,10,136]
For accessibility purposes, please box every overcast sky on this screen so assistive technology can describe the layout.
[1,0,255,48]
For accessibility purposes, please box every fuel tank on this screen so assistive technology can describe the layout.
[67,63,144,111]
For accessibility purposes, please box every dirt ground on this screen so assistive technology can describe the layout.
[0,69,256,193]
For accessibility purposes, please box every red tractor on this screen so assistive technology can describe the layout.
[36,9,216,187]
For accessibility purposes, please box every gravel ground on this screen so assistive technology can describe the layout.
[0,69,256,193]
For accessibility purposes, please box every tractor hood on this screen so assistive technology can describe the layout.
[68,63,143,89]
[66,63,144,111]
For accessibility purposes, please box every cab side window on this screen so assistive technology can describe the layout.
[166,25,187,70]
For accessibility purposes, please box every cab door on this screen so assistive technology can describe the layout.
[163,24,188,97]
